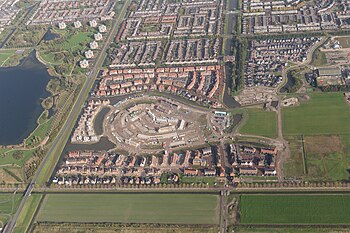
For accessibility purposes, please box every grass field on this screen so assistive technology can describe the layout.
[235,226,350,233]
[239,108,277,138]
[284,135,350,180]
[32,223,218,233]
[36,194,219,225]
[0,167,25,183]
[0,50,16,66]
[0,194,22,228]
[240,195,350,224]
[14,194,42,233]
[282,93,350,135]
[310,49,327,67]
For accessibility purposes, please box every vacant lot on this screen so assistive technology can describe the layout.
[32,223,218,233]
[240,195,350,224]
[239,108,277,138]
[337,36,350,48]
[36,194,219,225]
[284,135,350,180]
[310,49,327,67]
[282,93,350,135]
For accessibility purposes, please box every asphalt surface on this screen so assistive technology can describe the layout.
[3,1,131,232]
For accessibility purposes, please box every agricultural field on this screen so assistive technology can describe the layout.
[284,135,350,180]
[32,223,218,233]
[337,36,350,48]
[282,93,350,135]
[239,108,277,138]
[0,193,22,228]
[234,226,350,233]
[240,195,350,224]
[36,194,219,225]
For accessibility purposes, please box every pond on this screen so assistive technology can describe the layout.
[0,52,52,145]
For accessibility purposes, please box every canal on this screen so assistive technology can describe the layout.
[0,52,52,145]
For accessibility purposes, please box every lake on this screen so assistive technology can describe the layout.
[0,52,51,145]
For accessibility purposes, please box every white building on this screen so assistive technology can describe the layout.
[85,50,94,59]
[89,41,98,49]
[58,22,66,29]
[98,25,107,33]
[94,33,103,41]
[89,20,97,27]
[80,59,89,68]
[74,21,82,28]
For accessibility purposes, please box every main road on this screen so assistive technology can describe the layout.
[4,1,131,232]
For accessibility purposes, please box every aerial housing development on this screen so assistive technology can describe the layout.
[1,0,350,232]
[0,0,20,33]
[28,0,116,25]
[94,0,225,106]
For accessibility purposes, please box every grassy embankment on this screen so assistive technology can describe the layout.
[13,194,42,233]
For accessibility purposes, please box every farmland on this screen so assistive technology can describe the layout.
[235,226,350,233]
[240,195,350,224]
[32,223,218,233]
[239,108,277,138]
[36,194,219,225]
[282,93,350,135]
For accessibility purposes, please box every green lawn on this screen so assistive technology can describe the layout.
[36,194,219,224]
[14,194,42,233]
[62,31,93,50]
[181,176,218,185]
[0,194,22,227]
[0,51,15,65]
[240,195,350,224]
[0,149,35,166]
[239,108,277,138]
[282,93,350,135]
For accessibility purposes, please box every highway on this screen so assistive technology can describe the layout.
[3,1,131,232]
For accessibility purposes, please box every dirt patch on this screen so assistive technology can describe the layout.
[0,169,18,183]
[304,135,343,156]
[298,94,310,102]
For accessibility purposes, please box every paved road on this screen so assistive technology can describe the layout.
[3,1,131,232]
